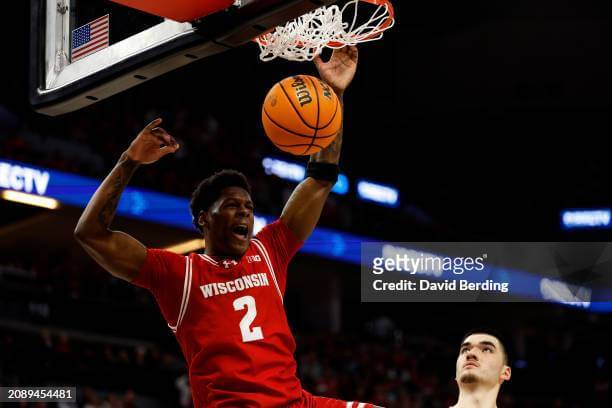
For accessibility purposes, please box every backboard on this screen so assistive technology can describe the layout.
[30,0,337,116]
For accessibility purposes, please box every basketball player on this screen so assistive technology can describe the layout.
[75,46,381,407]
[451,330,511,408]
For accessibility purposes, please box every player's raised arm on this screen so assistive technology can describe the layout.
[280,46,358,242]
[74,119,180,281]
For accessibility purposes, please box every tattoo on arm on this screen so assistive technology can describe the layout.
[310,128,343,164]
[97,155,139,229]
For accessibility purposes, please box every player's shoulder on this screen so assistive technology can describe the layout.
[252,220,281,248]
[132,249,190,288]
[149,249,210,273]
[254,218,302,249]
[146,248,187,265]
[254,218,290,241]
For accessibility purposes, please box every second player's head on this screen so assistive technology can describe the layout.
[190,170,254,257]
[455,329,511,391]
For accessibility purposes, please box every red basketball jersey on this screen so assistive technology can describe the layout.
[132,219,304,407]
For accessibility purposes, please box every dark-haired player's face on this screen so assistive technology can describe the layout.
[455,334,511,387]
[203,187,254,257]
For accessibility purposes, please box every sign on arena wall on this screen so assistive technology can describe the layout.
[0,161,50,195]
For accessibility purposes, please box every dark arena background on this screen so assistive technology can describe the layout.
[2,1,612,407]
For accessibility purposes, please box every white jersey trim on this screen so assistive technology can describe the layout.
[168,256,192,333]
[198,253,219,266]
[251,238,283,303]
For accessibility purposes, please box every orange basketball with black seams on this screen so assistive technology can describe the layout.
[262,75,342,155]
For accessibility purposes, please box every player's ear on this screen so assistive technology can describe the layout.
[197,211,209,230]
[500,365,511,383]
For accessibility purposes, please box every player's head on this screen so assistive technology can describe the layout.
[190,170,253,256]
[455,329,511,390]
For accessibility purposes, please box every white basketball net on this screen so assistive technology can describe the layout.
[256,0,395,62]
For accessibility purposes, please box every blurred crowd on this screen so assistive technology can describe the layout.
[0,329,186,407]
[1,314,611,407]
[2,248,612,407]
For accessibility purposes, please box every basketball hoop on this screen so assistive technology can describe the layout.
[255,0,395,62]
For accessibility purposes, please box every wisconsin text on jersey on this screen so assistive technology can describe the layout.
[199,272,270,298]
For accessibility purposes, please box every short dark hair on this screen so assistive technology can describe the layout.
[461,328,510,366]
[189,170,252,232]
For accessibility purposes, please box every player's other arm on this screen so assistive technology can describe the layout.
[280,46,358,242]
[74,119,180,281]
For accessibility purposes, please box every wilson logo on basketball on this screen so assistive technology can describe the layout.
[291,76,312,106]
[262,74,342,155]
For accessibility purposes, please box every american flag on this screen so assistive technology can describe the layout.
[71,15,110,62]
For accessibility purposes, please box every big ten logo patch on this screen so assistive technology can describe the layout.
[246,255,262,263]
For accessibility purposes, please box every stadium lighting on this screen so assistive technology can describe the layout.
[262,157,305,182]
[561,209,611,229]
[253,215,267,234]
[1,190,60,210]
[357,180,399,207]
[261,157,348,195]
[333,174,349,195]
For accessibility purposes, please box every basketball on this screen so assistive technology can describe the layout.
[262,75,343,155]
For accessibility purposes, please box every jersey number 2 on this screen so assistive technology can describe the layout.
[233,295,264,342]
